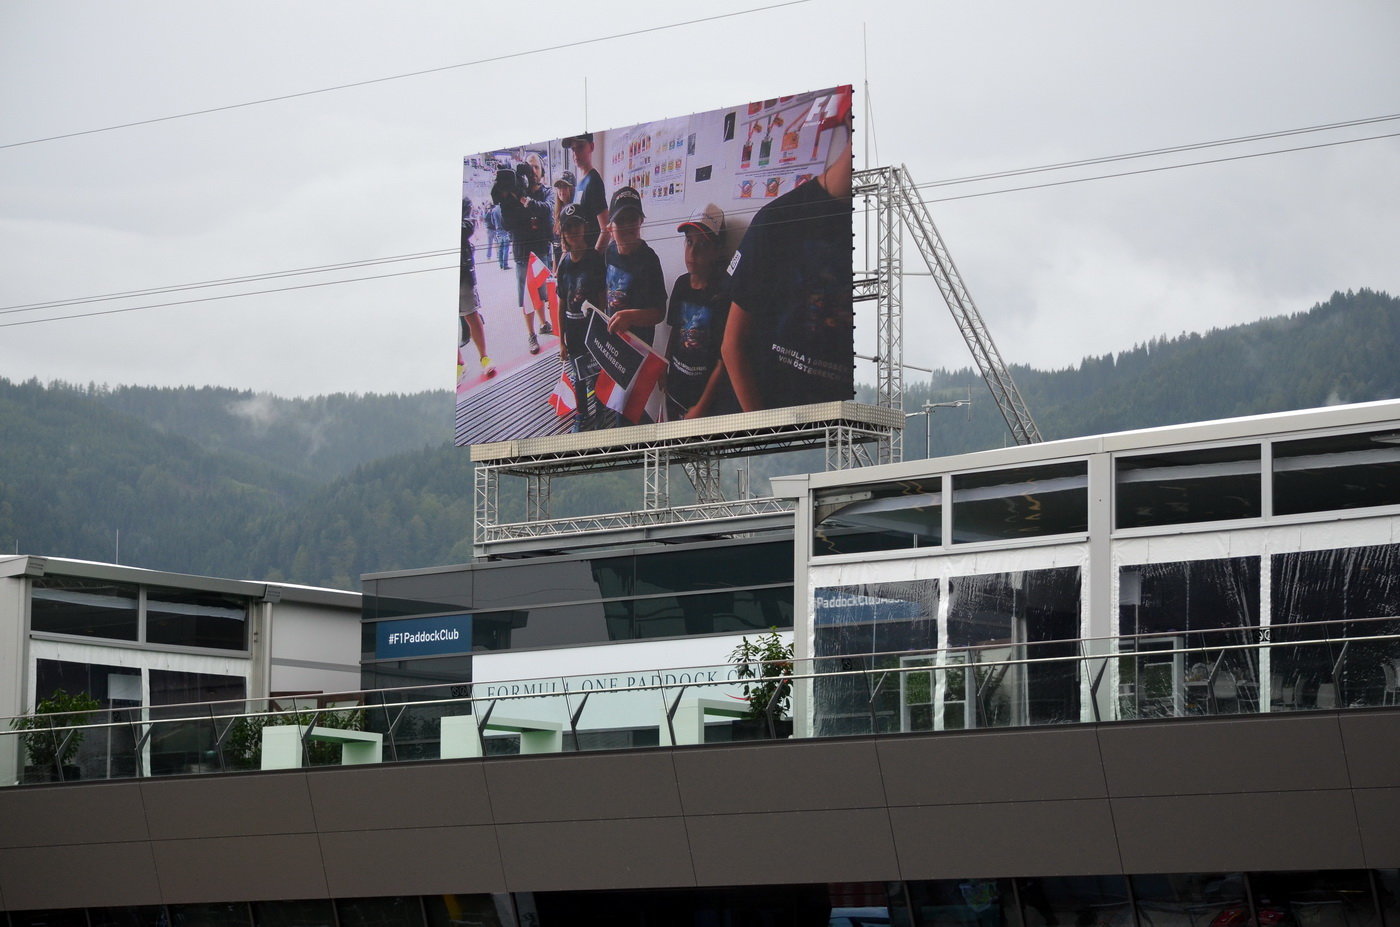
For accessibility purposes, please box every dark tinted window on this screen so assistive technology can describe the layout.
[253,899,336,927]
[634,540,790,593]
[814,479,941,555]
[360,655,473,695]
[1274,429,1400,515]
[472,556,633,609]
[1117,445,1261,528]
[31,576,139,641]
[146,588,247,650]
[953,462,1088,543]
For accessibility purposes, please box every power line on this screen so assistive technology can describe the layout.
[917,112,1400,189]
[921,129,1400,205]
[0,0,813,151]
[4,124,1396,330]
[0,266,453,329]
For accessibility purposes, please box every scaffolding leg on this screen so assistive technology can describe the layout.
[877,168,905,465]
[525,473,552,521]
[683,457,723,504]
[473,464,499,547]
[643,447,670,512]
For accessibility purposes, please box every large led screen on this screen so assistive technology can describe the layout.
[456,85,854,447]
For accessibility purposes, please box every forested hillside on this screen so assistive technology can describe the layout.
[1,288,1395,589]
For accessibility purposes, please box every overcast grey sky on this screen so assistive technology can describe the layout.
[2,0,1396,398]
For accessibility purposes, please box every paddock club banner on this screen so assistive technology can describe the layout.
[455,85,855,447]
[374,614,472,660]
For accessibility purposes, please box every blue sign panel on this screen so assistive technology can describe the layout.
[375,613,472,659]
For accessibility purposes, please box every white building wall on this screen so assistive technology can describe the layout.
[266,600,362,696]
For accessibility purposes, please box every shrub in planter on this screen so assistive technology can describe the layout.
[10,688,102,780]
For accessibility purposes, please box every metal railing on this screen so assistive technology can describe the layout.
[3,616,1396,786]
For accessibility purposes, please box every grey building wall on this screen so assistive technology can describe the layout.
[2,708,1398,911]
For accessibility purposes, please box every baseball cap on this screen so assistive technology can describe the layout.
[559,203,587,227]
[677,203,724,239]
[562,132,594,147]
[555,170,577,188]
[609,186,644,219]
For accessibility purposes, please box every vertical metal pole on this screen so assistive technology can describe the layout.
[473,464,498,548]
[876,168,904,464]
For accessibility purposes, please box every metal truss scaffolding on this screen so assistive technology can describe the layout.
[863,164,1044,446]
[471,404,901,554]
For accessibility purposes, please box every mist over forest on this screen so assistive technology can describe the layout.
[2,289,1395,590]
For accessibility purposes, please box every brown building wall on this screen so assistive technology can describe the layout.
[2,709,1397,911]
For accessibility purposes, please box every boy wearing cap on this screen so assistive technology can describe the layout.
[563,133,610,252]
[664,203,736,420]
[602,186,666,349]
[555,203,608,431]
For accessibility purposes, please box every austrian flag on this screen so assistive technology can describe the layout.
[547,370,577,417]
[594,353,666,424]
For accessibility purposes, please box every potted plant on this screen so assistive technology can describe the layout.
[729,628,795,739]
[10,688,102,783]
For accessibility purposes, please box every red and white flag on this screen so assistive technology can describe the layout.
[594,352,666,424]
[526,253,559,331]
[547,369,576,416]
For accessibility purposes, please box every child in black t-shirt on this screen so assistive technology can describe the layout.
[664,204,736,421]
[555,204,607,431]
[602,186,666,347]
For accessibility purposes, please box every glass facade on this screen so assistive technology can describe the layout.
[952,462,1088,543]
[361,538,794,689]
[1116,445,1262,529]
[30,577,140,641]
[8,871,1398,927]
[813,568,1081,736]
[30,577,248,651]
[1274,429,1400,516]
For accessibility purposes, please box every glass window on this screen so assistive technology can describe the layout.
[365,570,474,620]
[953,462,1088,544]
[814,479,942,556]
[33,659,141,782]
[947,568,1081,728]
[1118,558,1261,719]
[253,899,336,927]
[90,908,169,927]
[1131,873,1248,927]
[472,556,632,610]
[906,878,1019,927]
[6,911,90,927]
[423,895,512,927]
[146,588,248,650]
[169,903,252,927]
[634,540,791,593]
[1274,429,1400,516]
[1271,545,1400,711]
[1378,870,1400,927]
[1248,870,1379,927]
[813,582,940,738]
[30,576,139,641]
[632,588,792,640]
[360,655,474,695]
[1117,445,1261,529]
[148,670,248,777]
[336,897,423,927]
[1017,876,1131,927]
